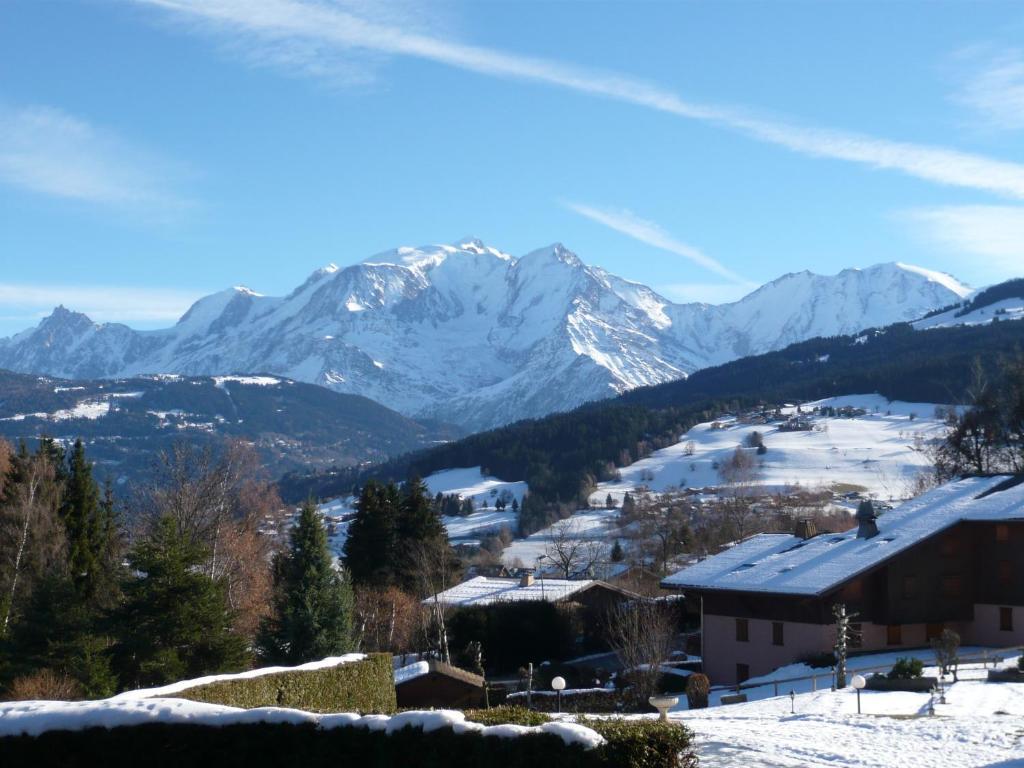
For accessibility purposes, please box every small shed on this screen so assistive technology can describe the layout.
[394,660,486,709]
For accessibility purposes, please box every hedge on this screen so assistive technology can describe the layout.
[507,688,624,713]
[582,717,698,768]
[172,654,396,714]
[0,722,596,768]
[0,717,698,768]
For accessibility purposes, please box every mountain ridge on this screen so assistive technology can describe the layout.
[0,241,970,431]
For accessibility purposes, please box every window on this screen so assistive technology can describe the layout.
[735,618,749,642]
[887,624,902,646]
[736,663,750,683]
[996,524,1010,543]
[902,575,918,599]
[999,560,1012,586]
[942,575,963,599]
[1000,607,1014,632]
[772,621,784,646]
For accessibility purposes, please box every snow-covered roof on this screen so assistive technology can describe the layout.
[662,475,1024,597]
[426,575,598,607]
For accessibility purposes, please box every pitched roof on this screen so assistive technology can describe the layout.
[426,575,597,607]
[394,660,484,688]
[662,475,1024,597]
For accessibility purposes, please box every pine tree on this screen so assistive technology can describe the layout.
[110,516,247,689]
[395,478,450,592]
[610,540,625,562]
[344,481,398,587]
[606,493,615,509]
[60,440,119,600]
[258,499,354,664]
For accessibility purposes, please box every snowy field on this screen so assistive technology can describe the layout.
[671,654,1024,768]
[914,297,1024,330]
[591,394,949,506]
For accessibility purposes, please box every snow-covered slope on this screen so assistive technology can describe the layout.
[591,394,949,504]
[0,240,970,430]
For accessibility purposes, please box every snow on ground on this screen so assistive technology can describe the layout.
[591,395,949,506]
[914,297,1024,330]
[110,654,366,701]
[319,467,526,555]
[500,508,617,568]
[670,656,1024,768]
[212,375,284,388]
[422,467,527,508]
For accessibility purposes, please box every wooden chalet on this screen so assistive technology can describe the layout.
[662,476,1024,685]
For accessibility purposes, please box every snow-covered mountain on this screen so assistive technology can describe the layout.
[0,240,970,431]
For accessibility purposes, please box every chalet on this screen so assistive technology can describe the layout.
[662,476,1024,685]
[394,660,486,709]
[427,573,636,612]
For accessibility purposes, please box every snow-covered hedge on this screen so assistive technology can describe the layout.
[0,706,605,768]
[0,701,697,768]
[111,653,396,714]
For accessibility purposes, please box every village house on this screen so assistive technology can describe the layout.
[427,573,636,612]
[662,475,1024,685]
[394,660,486,709]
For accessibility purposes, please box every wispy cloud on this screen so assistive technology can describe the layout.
[131,0,1024,199]
[902,205,1024,278]
[0,104,188,210]
[952,46,1024,132]
[0,283,205,335]
[564,201,753,286]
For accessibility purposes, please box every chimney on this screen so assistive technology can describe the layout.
[855,500,879,539]
[794,518,817,540]
[519,572,535,587]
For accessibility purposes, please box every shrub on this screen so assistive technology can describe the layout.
[798,651,836,669]
[174,654,395,713]
[887,657,924,680]
[684,673,709,709]
[464,705,551,726]
[0,722,598,768]
[508,688,623,713]
[4,669,82,702]
[581,717,698,768]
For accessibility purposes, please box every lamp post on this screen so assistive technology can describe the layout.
[551,676,566,713]
[851,674,866,715]
[789,690,795,714]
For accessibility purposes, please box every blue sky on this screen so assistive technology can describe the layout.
[2,0,1024,336]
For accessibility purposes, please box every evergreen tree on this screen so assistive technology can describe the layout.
[109,515,247,689]
[60,440,119,600]
[606,493,615,509]
[258,499,354,664]
[395,478,450,592]
[343,481,398,587]
[610,540,625,562]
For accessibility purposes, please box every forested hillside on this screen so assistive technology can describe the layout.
[282,320,1024,516]
[0,371,459,483]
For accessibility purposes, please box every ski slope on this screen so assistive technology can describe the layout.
[591,395,949,506]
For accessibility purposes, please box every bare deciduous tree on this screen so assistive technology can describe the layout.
[544,519,603,579]
[410,538,460,664]
[0,447,65,638]
[138,440,280,637]
[604,599,679,704]
[353,585,423,657]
